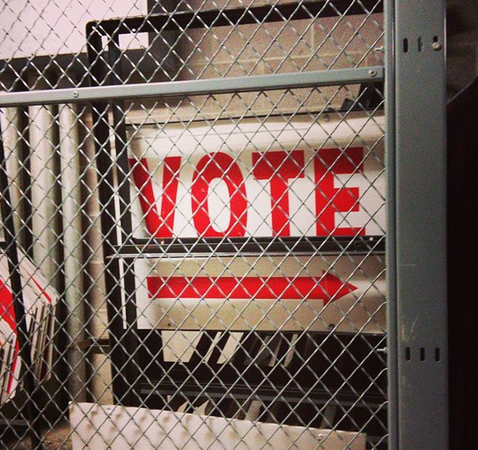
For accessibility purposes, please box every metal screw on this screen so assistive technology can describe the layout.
[369,69,377,78]
[432,41,442,51]
[73,90,79,98]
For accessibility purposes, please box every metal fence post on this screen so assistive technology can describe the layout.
[389,1,448,449]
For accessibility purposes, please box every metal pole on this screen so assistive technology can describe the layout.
[28,75,61,293]
[81,109,112,403]
[384,1,398,450]
[393,1,448,449]
[58,98,87,402]
[0,67,385,107]
[86,26,135,405]
[0,107,26,249]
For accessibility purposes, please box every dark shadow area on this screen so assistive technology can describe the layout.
[448,76,478,450]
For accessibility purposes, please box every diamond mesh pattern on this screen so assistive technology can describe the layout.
[0,0,384,92]
[0,1,386,450]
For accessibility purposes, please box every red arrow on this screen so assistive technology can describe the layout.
[147,272,357,304]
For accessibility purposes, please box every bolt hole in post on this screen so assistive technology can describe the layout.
[420,347,426,361]
[418,37,423,52]
[432,35,442,51]
[435,348,441,362]
[405,347,411,361]
[403,38,409,53]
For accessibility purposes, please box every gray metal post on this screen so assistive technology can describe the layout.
[384,1,398,448]
[59,99,87,402]
[387,1,448,450]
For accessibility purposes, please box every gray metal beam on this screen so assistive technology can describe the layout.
[384,0,398,449]
[0,67,383,107]
[392,1,448,450]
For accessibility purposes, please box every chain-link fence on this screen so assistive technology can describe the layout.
[0,1,387,449]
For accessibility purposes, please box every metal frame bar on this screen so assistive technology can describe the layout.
[0,68,384,107]
[83,2,388,430]
[112,235,386,259]
[388,1,448,450]
[384,1,398,450]
[86,29,138,406]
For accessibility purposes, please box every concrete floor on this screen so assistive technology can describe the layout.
[3,422,72,450]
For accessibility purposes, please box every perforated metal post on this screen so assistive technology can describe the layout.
[387,1,448,449]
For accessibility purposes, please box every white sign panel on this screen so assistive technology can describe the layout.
[133,254,386,333]
[127,112,385,239]
[0,252,59,403]
[70,402,366,450]
[125,112,386,333]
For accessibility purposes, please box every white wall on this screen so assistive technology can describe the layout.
[0,0,147,59]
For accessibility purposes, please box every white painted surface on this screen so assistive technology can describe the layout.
[70,402,366,450]
[133,254,386,333]
[0,0,148,59]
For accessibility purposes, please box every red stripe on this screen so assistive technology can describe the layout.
[0,279,16,330]
[30,276,52,303]
[0,279,19,395]
[147,274,356,304]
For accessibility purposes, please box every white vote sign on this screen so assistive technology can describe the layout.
[124,111,386,333]
[133,254,386,333]
[127,112,385,239]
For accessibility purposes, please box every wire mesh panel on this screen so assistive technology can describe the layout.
[0,1,384,91]
[0,1,392,450]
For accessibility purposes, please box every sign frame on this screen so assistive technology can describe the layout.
[114,111,386,335]
[96,105,387,414]
[87,8,387,413]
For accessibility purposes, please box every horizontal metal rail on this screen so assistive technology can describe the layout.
[0,67,384,107]
[141,380,387,407]
[108,235,386,259]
